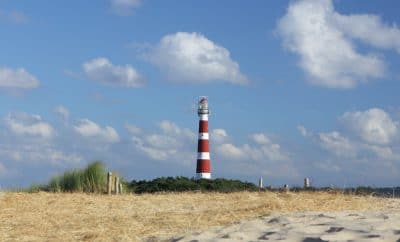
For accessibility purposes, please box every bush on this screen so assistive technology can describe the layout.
[128,176,257,193]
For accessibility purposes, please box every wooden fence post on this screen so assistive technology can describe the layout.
[119,183,123,194]
[258,177,263,189]
[114,176,120,195]
[107,172,112,195]
[304,178,310,189]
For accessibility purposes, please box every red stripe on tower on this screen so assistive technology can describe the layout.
[196,96,211,179]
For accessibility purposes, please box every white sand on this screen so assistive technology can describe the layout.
[164,199,400,242]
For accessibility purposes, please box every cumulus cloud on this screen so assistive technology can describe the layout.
[125,123,143,135]
[54,105,70,120]
[0,144,83,166]
[277,0,398,88]
[301,108,400,167]
[335,14,400,53]
[364,144,399,161]
[83,57,144,88]
[216,143,247,160]
[250,133,270,145]
[130,120,196,164]
[145,32,248,85]
[297,125,311,137]
[215,132,288,162]
[4,112,55,139]
[74,119,120,143]
[313,160,341,172]
[110,0,141,16]
[158,120,195,140]
[133,136,179,161]
[318,131,356,157]
[340,108,398,145]
[0,67,40,89]
[211,129,229,144]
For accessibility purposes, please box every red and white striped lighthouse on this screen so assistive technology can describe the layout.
[196,96,211,179]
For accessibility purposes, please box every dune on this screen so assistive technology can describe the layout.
[172,208,400,241]
[0,191,398,241]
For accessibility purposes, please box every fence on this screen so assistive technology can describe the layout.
[107,172,123,195]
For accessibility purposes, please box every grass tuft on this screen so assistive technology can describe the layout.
[47,161,106,193]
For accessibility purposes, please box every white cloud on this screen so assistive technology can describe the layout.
[364,144,399,161]
[335,14,400,53]
[250,133,270,145]
[145,32,248,85]
[216,143,247,160]
[215,133,288,162]
[74,119,120,143]
[301,108,400,165]
[259,142,288,161]
[277,0,389,88]
[125,123,142,135]
[0,144,83,166]
[211,128,229,144]
[158,120,196,140]
[83,57,144,88]
[297,125,310,137]
[54,105,70,120]
[144,134,181,149]
[132,136,179,161]
[4,112,54,139]
[130,120,195,165]
[340,108,398,145]
[318,131,356,157]
[313,160,341,172]
[0,67,40,89]
[110,0,141,16]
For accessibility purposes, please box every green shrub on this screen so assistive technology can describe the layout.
[128,176,257,194]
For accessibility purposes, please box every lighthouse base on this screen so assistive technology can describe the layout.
[196,172,211,179]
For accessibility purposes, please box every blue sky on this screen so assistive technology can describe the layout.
[1,0,400,188]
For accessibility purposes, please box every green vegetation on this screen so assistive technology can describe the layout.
[26,167,257,193]
[46,161,107,193]
[22,161,397,196]
[128,176,258,193]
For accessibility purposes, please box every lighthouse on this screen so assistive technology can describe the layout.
[196,96,211,179]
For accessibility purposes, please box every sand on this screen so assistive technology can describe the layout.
[0,191,398,241]
[168,208,400,241]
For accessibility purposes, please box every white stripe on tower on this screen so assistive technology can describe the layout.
[198,133,209,140]
[197,152,210,160]
[199,114,208,121]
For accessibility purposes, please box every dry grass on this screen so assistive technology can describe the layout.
[0,191,395,241]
